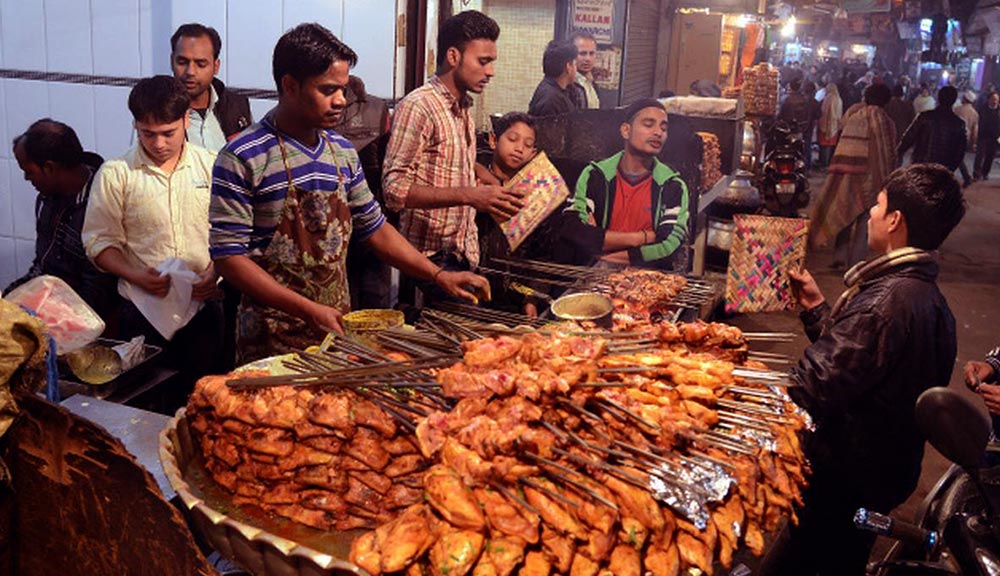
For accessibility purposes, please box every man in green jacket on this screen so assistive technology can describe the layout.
[565,98,690,270]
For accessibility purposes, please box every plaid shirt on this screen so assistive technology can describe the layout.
[383,76,479,266]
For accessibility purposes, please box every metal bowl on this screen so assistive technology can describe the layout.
[550,292,614,329]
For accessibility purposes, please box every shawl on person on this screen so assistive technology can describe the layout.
[820,84,843,138]
[810,103,897,248]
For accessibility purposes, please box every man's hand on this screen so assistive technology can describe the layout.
[474,163,501,186]
[303,302,344,334]
[523,302,539,318]
[436,271,492,304]
[469,185,525,220]
[964,360,996,391]
[192,267,222,301]
[789,268,825,310]
[130,267,171,297]
[979,383,1000,415]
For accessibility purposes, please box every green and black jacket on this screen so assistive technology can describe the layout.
[568,152,690,268]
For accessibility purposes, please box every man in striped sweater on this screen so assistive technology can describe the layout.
[209,23,488,362]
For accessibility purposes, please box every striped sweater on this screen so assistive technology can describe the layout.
[209,113,385,260]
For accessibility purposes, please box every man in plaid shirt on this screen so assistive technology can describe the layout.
[384,10,524,302]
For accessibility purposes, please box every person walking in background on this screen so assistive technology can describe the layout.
[898,86,967,173]
[954,90,979,187]
[817,83,842,167]
[810,84,896,269]
[885,84,915,146]
[802,81,821,171]
[913,83,936,114]
[528,40,580,117]
[975,92,1000,181]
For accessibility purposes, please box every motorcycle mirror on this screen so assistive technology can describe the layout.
[915,387,990,470]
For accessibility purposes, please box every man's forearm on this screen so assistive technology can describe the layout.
[213,255,316,320]
[399,184,475,210]
[602,230,643,252]
[986,346,1000,382]
[94,247,142,284]
[364,225,438,281]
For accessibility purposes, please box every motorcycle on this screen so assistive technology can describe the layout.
[756,120,810,218]
[854,387,1000,575]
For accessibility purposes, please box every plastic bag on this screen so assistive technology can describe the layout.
[4,275,105,353]
[128,258,203,341]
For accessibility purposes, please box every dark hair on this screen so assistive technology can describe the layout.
[882,163,965,250]
[273,23,357,94]
[493,112,535,139]
[13,118,84,168]
[937,85,958,108]
[891,84,904,98]
[436,10,500,68]
[789,78,802,92]
[542,40,578,79]
[623,97,666,123]
[864,83,892,107]
[803,80,816,95]
[128,75,191,123]
[171,23,222,60]
[570,31,597,44]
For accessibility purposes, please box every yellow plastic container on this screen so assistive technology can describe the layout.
[341,309,405,348]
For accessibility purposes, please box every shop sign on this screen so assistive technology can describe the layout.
[573,0,614,43]
[593,45,622,90]
[842,0,891,13]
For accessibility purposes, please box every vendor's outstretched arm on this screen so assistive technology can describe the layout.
[364,224,491,303]
[603,230,645,252]
[213,255,343,333]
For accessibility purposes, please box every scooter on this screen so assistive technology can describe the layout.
[854,387,1000,575]
[757,121,810,218]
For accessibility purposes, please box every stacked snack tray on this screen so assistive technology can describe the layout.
[696,132,723,193]
[742,63,779,117]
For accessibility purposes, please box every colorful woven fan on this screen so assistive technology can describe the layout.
[495,151,570,251]
[725,214,809,314]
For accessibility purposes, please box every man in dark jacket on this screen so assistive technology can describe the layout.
[884,84,915,145]
[563,98,690,270]
[6,119,118,321]
[975,92,1000,180]
[761,163,965,576]
[778,79,815,169]
[171,23,252,150]
[528,40,579,117]
[897,85,967,171]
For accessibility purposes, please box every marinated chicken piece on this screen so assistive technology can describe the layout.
[342,427,391,471]
[462,336,522,368]
[541,524,575,573]
[245,427,295,457]
[438,365,499,399]
[353,398,398,437]
[471,559,498,576]
[474,487,540,544]
[384,434,421,455]
[428,529,485,576]
[343,475,381,512]
[676,531,712,574]
[618,517,648,550]
[424,465,486,530]
[271,504,333,531]
[300,434,343,455]
[682,399,719,426]
[441,438,493,484]
[382,482,425,510]
[572,480,618,534]
[744,519,765,556]
[568,552,601,576]
[643,543,680,576]
[350,470,393,495]
[604,474,665,533]
[675,384,717,405]
[374,504,437,574]
[297,464,349,492]
[299,489,349,515]
[608,544,641,576]
[416,411,450,458]
[523,479,586,539]
[484,537,526,576]
[711,495,744,569]
[350,530,380,575]
[308,393,356,437]
[584,530,615,564]
[521,550,552,576]
[384,454,427,478]
[276,443,335,471]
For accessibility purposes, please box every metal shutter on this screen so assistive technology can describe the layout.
[621,0,661,105]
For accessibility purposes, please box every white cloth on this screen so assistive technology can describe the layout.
[127,258,202,340]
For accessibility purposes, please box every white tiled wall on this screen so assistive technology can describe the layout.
[0,0,397,287]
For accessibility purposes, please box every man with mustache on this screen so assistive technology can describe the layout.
[384,10,523,304]
[564,98,691,269]
[209,23,488,362]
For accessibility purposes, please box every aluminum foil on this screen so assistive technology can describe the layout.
[647,457,735,529]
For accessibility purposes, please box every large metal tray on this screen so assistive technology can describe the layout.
[58,337,163,400]
[159,409,367,576]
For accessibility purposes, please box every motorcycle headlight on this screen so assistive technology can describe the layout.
[977,547,1000,576]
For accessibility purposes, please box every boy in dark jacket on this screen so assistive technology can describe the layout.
[761,163,966,576]
[564,98,690,270]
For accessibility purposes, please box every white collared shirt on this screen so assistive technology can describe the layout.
[83,143,217,302]
[187,85,229,151]
[576,72,601,109]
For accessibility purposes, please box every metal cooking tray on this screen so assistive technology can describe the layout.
[58,337,163,400]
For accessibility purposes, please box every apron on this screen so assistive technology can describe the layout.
[237,130,352,363]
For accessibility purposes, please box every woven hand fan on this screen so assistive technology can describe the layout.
[725,214,809,313]
[494,151,570,251]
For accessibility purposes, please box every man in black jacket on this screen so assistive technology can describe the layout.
[898,85,967,171]
[6,119,118,321]
[974,91,1000,180]
[171,23,252,150]
[761,163,965,576]
[528,40,579,117]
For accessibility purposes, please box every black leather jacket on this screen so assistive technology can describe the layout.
[790,256,957,511]
[897,107,968,170]
[211,78,252,138]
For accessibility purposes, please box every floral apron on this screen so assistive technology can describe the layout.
[237,131,352,363]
